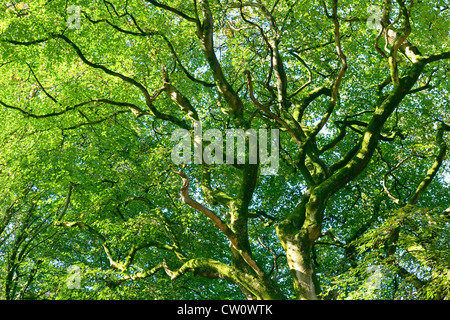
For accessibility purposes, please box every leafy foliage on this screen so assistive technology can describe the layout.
[0,0,449,300]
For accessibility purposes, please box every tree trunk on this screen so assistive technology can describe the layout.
[276,189,326,300]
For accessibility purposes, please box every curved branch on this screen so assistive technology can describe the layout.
[318,122,346,154]
[53,220,123,269]
[378,149,408,205]
[0,97,134,120]
[0,38,48,46]
[82,11,155,36]
[244,70,303,146]
[163,258,232,281]
[162,67,200,122]
[82,13,214,88]
[408,124,448,205]
[145,0,197,23]
[287,51,313,99]
[54,34,189,129]
[161,35,215,88]
[54,220,184,271]
[310,0,347,139]
[201,165,234,208]
[26,63,59,105]
[196,0,244,121]
[172,169,265,278]
[292,85,332,123]
[114,263,165,285]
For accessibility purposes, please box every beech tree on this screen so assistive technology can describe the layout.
[0,0,449,300]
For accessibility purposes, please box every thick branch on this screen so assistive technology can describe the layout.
[201,165,235,208]
[292,86,332,123]
[172,169,265,278]
[163,258,232,281]
[115,263,165,285]
[196,0,244,121]
[422,52,450,64]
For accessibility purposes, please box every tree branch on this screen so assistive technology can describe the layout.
[408,123,448,204]
[172,169,265,277]
[287,51,313,99]
[422,52,450,64]
[54,34,189,129]
[196,0,244,122]
[310,0,347,139]
[145,0,197,23]
[244,70,303,146]
[82,12,214,89]
[162,67,200,122]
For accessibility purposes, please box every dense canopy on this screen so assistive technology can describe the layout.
[0,0,449,300]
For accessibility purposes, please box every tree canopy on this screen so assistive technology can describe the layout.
[0,0,449,300]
